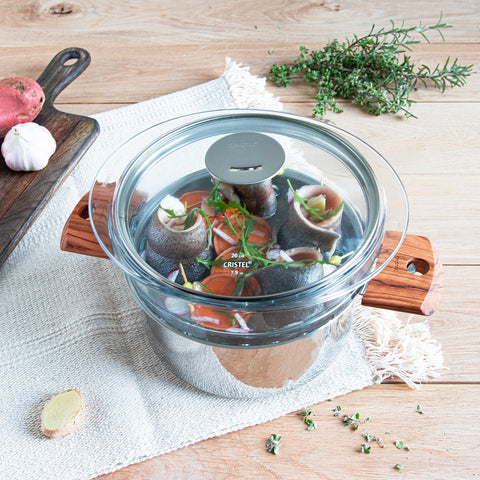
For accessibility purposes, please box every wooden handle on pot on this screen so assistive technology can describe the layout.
[361,230,444,316]
[60,191,109,258]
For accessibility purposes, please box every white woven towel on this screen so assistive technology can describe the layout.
[0,59,443,480]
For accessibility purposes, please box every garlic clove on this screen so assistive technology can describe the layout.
[1,122,56,172]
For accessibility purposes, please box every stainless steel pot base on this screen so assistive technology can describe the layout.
[143,306,353,399]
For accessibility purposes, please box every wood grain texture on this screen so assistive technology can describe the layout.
[1,44,478,105]
[362,232,444,315]
[97,384,480,480]
[60,191,109,258]
[0,47,99,266]
[1,0,478,478]
[0,0,478,46]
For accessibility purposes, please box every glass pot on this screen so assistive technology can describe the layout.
[61,110,443,398]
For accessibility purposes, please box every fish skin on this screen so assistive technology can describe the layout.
[233,180,277,218]
[145,245,212,283]
[218,179,277,218]
[145,209,212,281]
[251,262,324,295]
[278,184,343,258]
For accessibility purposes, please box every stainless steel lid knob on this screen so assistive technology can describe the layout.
[205,132,285,217]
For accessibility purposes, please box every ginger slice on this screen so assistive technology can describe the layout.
[41,389,85,439]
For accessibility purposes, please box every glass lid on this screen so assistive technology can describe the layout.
[89,109,408,307]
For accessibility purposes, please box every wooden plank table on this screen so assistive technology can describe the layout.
[1,1,478,478]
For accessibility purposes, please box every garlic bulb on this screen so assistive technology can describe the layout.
[1,122,56,171]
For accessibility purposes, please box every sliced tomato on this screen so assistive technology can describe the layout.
[191,274,259,331]
[213,213,273,255]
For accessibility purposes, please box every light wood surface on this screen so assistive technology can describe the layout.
[2,1,478,478]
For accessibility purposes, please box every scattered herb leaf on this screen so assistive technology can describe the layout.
[266,434,282,455]
[395,464,404,470]
[298,409,317,431]
[343,412,370,430]
[361,443,372,454]
[417,404,424,415]
[395,440,405,449]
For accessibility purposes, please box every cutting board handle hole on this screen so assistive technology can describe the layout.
[407,258,429,276]
[59,51,81,66]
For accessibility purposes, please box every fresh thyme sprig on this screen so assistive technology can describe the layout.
[269,14,474,118]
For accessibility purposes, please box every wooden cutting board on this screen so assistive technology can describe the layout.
[0,47,99,267]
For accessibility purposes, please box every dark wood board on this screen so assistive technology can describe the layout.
[0,47,99,267]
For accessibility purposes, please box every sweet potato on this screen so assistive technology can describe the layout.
[0,77,45,138]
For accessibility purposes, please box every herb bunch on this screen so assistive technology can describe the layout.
[269,14,474,118]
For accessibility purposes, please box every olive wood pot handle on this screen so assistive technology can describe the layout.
[61,197,444,316]
[361,231,444,316]
[60,191,109,259]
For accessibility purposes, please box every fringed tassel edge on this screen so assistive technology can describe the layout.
[352,297,446,389]
[222,57,284,111]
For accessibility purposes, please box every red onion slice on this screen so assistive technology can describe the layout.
[266,246,281,261]
[190,314,221,325]
[279,250,294,262]
[233,312,251,332]
[167,268,180,282]
[213,227,237,245]
[287,189,295,205]
[163,297,190,315]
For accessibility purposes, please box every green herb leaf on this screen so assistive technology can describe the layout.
[184,209,197,230]
[266,434,282,454]
[395,440,405,449]
[158,206,177,218]
[361,443,372,454]
[417,404,424,414]
[298,409,316,430]
[395,464,404,470]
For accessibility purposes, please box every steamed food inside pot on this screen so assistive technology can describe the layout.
[142,173,355,332]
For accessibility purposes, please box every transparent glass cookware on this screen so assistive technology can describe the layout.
[89,109,408,348]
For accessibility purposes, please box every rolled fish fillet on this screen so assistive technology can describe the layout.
[278,184,343,258]
[248,247,325,330]
[145,196,212,282]
[218,179,277,218]
[251,247,325,295]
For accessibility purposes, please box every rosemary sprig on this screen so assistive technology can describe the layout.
[269,14,474,118]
